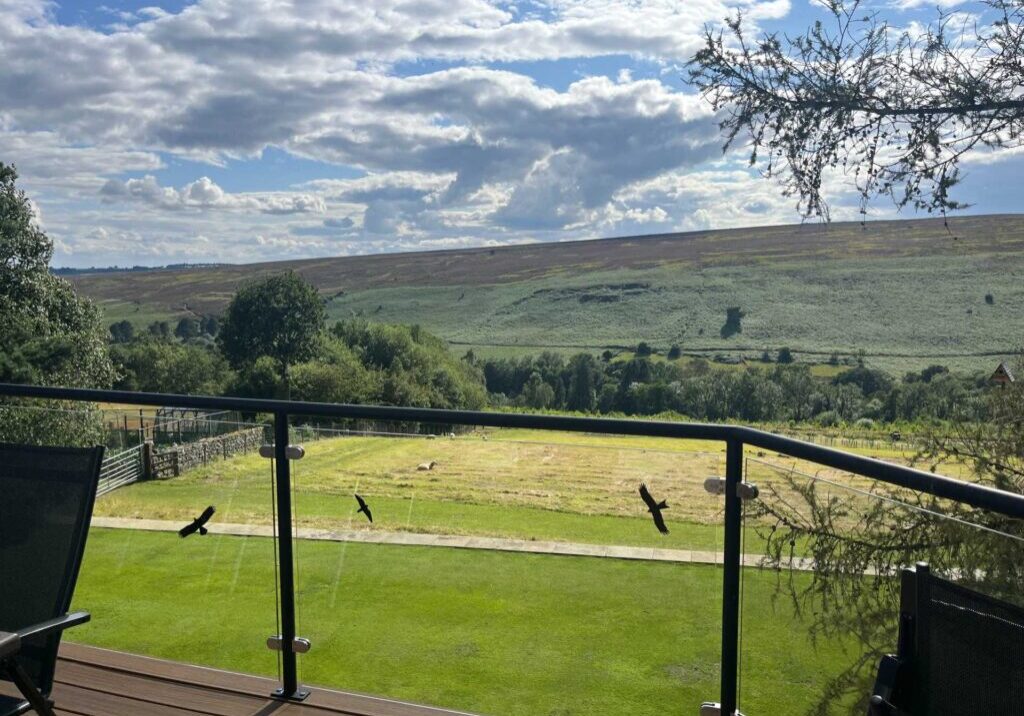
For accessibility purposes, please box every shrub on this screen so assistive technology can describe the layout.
[816,409,840,427]
[175,317,200,341]
[720,307,745,338]
[109,320,135,344]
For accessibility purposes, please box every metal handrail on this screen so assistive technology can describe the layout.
[3,382,1023,714]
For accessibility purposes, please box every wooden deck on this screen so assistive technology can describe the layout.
[1,643,477,716]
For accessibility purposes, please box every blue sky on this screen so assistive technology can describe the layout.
[0,0,1017,267]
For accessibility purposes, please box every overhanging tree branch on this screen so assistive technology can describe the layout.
[687,0,1024,218]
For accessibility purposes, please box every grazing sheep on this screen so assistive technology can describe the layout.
[417,461,437,471]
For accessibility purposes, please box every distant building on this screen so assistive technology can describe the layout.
[990,361,1015,386]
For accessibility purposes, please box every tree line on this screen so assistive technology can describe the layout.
[480,351,993,426]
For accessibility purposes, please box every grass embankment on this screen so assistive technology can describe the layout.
[78,218,1024,375]
[72,528,856,716]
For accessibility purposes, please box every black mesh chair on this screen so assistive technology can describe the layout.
[868,562,1024,716]
[0,443,104,716]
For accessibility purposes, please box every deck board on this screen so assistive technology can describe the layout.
[0,643,478,716]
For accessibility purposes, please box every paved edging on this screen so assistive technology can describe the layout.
[90,516,814,571]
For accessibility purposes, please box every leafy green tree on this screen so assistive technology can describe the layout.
[521,372,556,409]
[109,320,135,344]
[290,361,377,406]
[667,344,682,360]
[112,341,231,395]
[566,354,600,412]
[777,347,794,364]
[199,315,220,337]
[227,356,283,400]
[218,271,326,395]
[0,163,115,445]
[333,321,486,409]
[635,341,653,357]
[175,317,200,341]
[833,365,893,397]
[148,321,171,340]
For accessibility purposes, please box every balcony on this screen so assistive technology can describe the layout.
[2,383,1023,716]
[0,643,471,716]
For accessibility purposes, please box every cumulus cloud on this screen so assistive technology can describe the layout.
[99,176,326,215]
[0,0,893,266]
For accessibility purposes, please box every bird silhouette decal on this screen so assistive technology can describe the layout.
[638,483,669,534]
[179,506,216,538]
[354,494,373,523]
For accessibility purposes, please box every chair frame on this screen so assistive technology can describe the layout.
[0,443,104,716]
[868,561,1024,716]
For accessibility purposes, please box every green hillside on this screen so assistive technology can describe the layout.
[70,215,1024,373]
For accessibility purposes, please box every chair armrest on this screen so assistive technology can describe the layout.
[0,631,20,660]
[16,611,90,642]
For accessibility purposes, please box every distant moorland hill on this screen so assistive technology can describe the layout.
[70,215,1024,373]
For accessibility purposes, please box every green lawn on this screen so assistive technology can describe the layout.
[96,429,735,549]
[71,528,857,716]
[76,430,910,715]
[94,428,911,552]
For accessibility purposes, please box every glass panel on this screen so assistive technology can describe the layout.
[738,454,1024,716]
[290,417,728,715]
[0,399,282,681]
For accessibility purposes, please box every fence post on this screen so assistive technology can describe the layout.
[720,438,744,715]
[272,410,307,701]
[141,441,155,480]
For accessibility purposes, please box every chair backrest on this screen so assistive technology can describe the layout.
[879,563,1024,716]
[0,442,104,697]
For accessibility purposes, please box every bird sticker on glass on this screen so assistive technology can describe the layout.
[179,505,216,538]
[638,483,669,534]
[354,494,373,523]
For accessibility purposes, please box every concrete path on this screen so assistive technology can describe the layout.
[90,516,814,571]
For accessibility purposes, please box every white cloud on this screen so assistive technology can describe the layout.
[0,0,835,265]
[891,0,968,10]
[99,176,326,215]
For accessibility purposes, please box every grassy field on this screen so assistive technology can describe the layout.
[70,528,858,716]
[325,253,1024,375]
[74,428,939,715]
[70,215,1024,374]
[94,428,917,551]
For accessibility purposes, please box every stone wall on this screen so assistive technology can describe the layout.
[152,426,265,478]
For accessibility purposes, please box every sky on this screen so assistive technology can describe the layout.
[2,0,1020,267]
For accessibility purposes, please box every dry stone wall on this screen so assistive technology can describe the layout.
[152,427,264,477]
